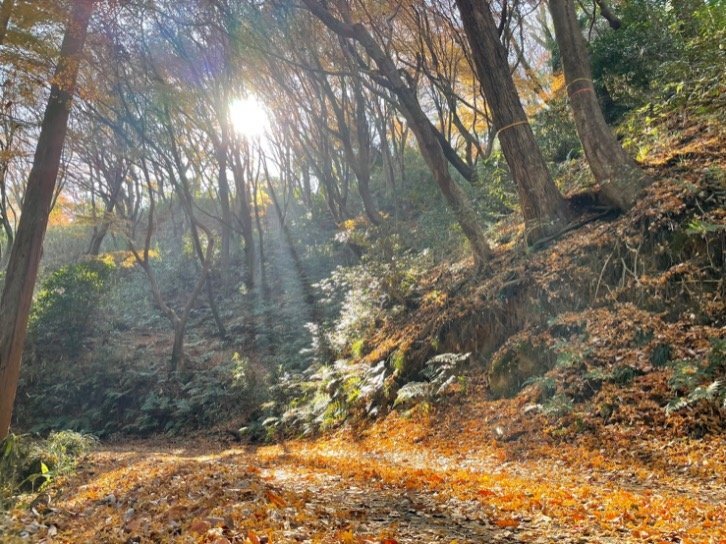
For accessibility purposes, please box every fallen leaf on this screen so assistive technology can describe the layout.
[265,490,287,508]
[189,518,211,534]
[494,518,519,529]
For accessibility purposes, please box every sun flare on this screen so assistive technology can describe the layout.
[229,96,269,139]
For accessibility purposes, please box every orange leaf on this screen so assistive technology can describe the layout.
[494,518,519,529]
[427,474,444,485]
[189,518,211,534]
[246,530,260,544]
[381,539,399,544]
[478,489,496,497]
[266,490,287,508]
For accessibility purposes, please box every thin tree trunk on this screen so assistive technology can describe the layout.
[0,145,15,267]
[88,156,125,255]
[0,0,94,441]
[455,0,570,244]
[131,160,215,374]
[0,0,13,46]
[217,149,231,279]
[351,78,381,225]
[133,231,214,373]
[549,0,648,211]
[215,124,232,284]
[164,122,227,337]
[232,146,255,290]
[302,0,492,266]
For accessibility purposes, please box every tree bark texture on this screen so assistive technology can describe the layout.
[456,0,570,244]
[549,0,648,211]
[0,0,94,440]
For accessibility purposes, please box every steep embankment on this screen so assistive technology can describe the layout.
[349,117,724,436]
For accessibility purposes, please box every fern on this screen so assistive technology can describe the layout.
[666,380,724,415]
[393,382,432,408]
[522,375,557,398]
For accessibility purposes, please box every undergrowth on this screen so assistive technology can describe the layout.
[0,431,95,509]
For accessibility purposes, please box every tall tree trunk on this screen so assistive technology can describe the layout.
[302,0,492,266]
[0,0,13,46]
[0,0,94,441]
[456,0,570,244]
[350,77,381,225]
[131,160,214,375]
[164,121,227,337]
[217,150,231,279]
[549,0,648,211]
[232,147,255,290]
[215,124,233,284]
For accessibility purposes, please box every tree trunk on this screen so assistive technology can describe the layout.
[164,124,227,337]
[215,125,233,284]
[232,147,255,290]
[549,0,648,211]
[130,166,215,376]
[316,71,382,225]
[302,0,492,266]
[351,78,382,225]
[0,0,13,46]
[0,0,94,441]
[88,156,125,255]
[170,323,185,374]
[456,0,570,244]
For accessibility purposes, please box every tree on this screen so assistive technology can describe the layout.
[0,0,95,441]
[549,0,648,211]
[0,0,13,46]
[129,158,215,374]
[455,0,570,244]
[301,0,492,266]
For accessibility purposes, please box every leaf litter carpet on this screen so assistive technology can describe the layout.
[2,407,724,544]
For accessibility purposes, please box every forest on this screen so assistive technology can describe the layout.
[0,0,724,542]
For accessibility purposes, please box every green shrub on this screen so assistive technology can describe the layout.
[29,259,114,356]
[590,0,725,119]
[531,97,582,164]
[473,151,518,218]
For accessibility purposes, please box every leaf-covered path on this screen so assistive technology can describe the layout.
[3,406,724,544]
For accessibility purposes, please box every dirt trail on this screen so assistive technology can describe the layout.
[2,413,723,544]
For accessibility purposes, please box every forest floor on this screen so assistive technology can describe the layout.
[3,116,725,544]
[2,392,724,544]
